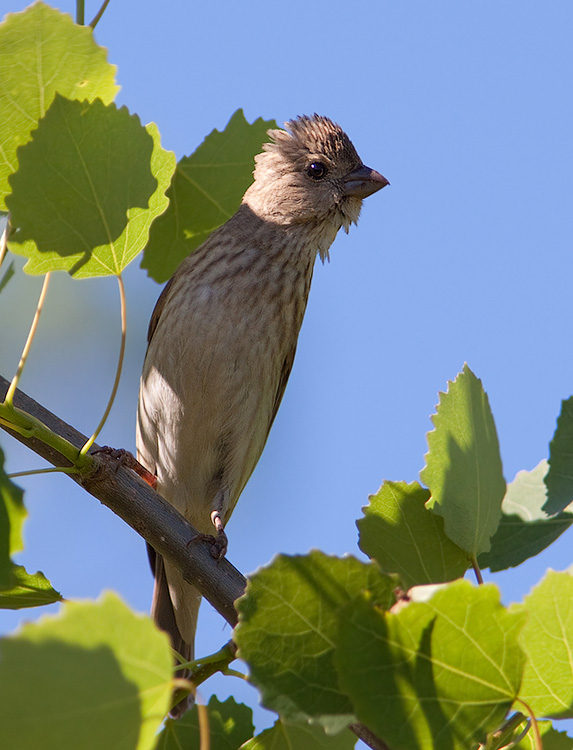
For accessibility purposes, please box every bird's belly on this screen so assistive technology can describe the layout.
[139,322,290,532]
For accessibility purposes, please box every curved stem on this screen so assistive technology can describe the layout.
[80,274,127,455]
[4,273,51,408]
[0,219,8,268]
[76,0,85,25]
[90,0,112,29]
[197,702,210,750]
[8,466,81,479]
[471,557,484,585]
[515,699,541,750]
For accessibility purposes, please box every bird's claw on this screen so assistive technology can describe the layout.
[187,529,228,560]
[92,446,157,489]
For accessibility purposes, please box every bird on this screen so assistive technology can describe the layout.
[136,114,388,716]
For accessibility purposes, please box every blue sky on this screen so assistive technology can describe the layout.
[2,0,572,740]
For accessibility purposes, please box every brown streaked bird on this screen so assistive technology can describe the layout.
[136,114,388,716]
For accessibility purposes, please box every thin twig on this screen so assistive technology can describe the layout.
[81,274,126,455]
[8,466,80,479]
[90,0,112,29]
[349,723,391,750]
[76,0,85,25]
[0,220,8,268]
[4,273,51,408]
[472,557,484,585]
[198,702,210,750]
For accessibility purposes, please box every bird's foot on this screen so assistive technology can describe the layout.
[92,446,157,489]
[187,532,228,560]
[188,515,228,560]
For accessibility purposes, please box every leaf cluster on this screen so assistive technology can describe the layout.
[0,4,572,750]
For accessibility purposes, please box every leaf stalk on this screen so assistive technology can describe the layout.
[81,273,127,455]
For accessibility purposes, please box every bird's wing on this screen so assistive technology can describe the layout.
[147,275,176,345]
[269,346,297,432]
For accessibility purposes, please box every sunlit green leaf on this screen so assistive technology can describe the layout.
[235,552,395,733]
[0,564,62,609]
[515,570,573,719]
[336,581,526,750]
[420,364,505,557]
[7,96,166,277]
[514,721,573,749]
[0,592,172,750]
[142,109,276,282]
[358,480,469,588]
[0,2,118,209]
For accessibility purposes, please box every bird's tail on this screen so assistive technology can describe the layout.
[149,546,201,718]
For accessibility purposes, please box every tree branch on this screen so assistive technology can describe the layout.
[0,374,390,750]
[0,374,245,627]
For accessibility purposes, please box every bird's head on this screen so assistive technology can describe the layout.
[244,114,388,235]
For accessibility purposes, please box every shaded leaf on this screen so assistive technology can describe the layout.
[142,109,276,282]
[240,719,356,749]
[0,2,118,209]
[0,564,62,609]
[7,96,162,277]
[420,364,505,557]
[0,260,15,293]
[357,480,469,588]
[479,461,573,572]
[0,448,60,605]
[234,552,395,733]
[11,119,175,278]
[335,581,526,750]
[0,592,172,750]
[156,696,254,750]
[0,446,25,587]
[515,570,573,719]
[545,397,573,514]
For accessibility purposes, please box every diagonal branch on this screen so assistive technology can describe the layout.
[0,374,245,626]
[0,374,390,750]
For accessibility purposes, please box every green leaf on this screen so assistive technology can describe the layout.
[0,446,26,587]
[515,570,573,719]
[0,448,61,605]
[513,721,573,750]
[545,397,573,514]
[240,719,357,749]
[479,461,573,572]
[487,718,573,750]
[357,480,469,588]
[335,580,526,750]
[142,109,276,282]
[420,364,505,558]
[0,260,15,293]
[155,696,254,750]
[0,564,62,609]
[234,552,395,733]
[0,592,173,750]
[7,96,166,277]
[0,2,118,209]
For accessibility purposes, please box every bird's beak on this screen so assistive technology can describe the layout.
[343,164,389,198]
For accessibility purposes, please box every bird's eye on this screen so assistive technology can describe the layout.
[306,161,328,180]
